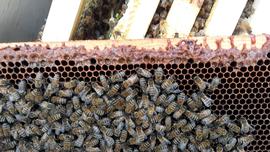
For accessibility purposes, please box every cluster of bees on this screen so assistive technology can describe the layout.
[0,67,254,151]
[73,0,128,40]
[190,0,215,36]
[146,0,174,38]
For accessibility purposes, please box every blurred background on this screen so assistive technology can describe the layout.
[0,0,52,42]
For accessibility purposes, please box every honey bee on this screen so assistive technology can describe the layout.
[155,124,166,133]
[78,120,91,131]
[72,96,81,110]
[120,130,128,142]
[165,116,172,131]
[30,124,42,136]
[167,128,182,139]
[106,84,120,97]
[70,109,82,122]
[215,127,228,136]
[157,134,171,145]
[63,135,74,151]
[218,132,233,145]
[17,80,27,95]
[197,140,211,151]
[34,72,44,89]
[85,147,101,152]
[47,113,62,123]
[100,126,114,137]
[136,126,146,141]
[198,92,213,107]
[58,89,73,98]
[125,99,136,113]
[195,125,203,141]
[41,123,50,133]
[237,135,254,148]
[100,75,110,91]
[201,114,217,126]
[91,82,105,96]
[4,111,15,123]
[25,89,44,103]
[0,78,10,87]
[155,106,165,113]
[163,94,176,107]
[134,109,145,119]
[84,138,99,147]
[154,143,168,152]
[110,71,125,83]
[6,101,16,114]
[161,76,175,90]
[2,138,17,149]
[207,77,221,92]
[114,122,124,137]
[188,143,198,152]
[216,144,224,152]
[227,122,241,134]
[150,113,164,124]
[172,106,186,119]
[193,76,207,91]
[74,81,86,95]
[187,97,200,111]
[51,96,67,104]
[114,140,122,152]
[140,94,150,109]
[185,110,199,121]
[173,135,189,151]
[239,117,254,134]
[123,74,139,88]
[44,83,58,99]
[181,120,196,133]
[156,94,166,106]
[154,67,164,84]
[214,114,230,126]
[21,102,34,115]
[2,123,11,137]
[172,119,187,129]
[8,88,20,102]
[165,102,178,115]
[136,68,152,78]
[197,109,211,120]
[98,117,111,126]
[74,134,85,147]
[64,80,77,89]
[110,110,124,119]
[32,136,41,150]
[139,141,151,151]
[224,137,237,151]
[139,78,147,93]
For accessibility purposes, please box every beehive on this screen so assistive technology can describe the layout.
[0,35,269,151]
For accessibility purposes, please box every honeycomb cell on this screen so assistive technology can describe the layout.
[102,65,108,70]
[96,65,101,70]
[90,58,96,64]
[20,68,26,73]
[65,67,71,72]
[78,66,83,72]
[115,64,121,70]
[83,66,89,71]
[61,60,68,66]
[69,72,75,77]
[68,60,75,66]
[166,64,171,69]
[122,64,128,70]
[87,72,92,77]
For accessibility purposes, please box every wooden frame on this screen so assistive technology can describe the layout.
[111,0,159,39]
[165,0,204,38]
[204,0,248,36]
[41,0,85,42]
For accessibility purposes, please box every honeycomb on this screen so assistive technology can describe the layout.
[0,36,269,151]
